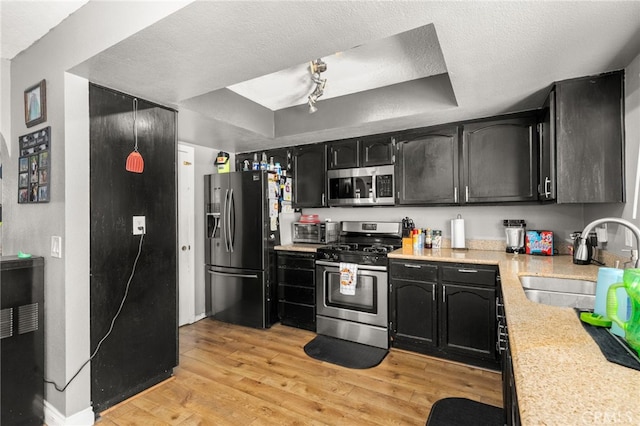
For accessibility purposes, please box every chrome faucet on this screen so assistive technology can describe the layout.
[574,217,640,268]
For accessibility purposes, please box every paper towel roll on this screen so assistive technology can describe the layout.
[451,214,465,249]
[594,267,627,337]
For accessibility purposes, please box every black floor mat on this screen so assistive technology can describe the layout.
[303,335,388,369]
[426,397,503,426]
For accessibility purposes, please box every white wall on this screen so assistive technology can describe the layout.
[6,1,190,420]
[304,203,584,249]
[178,108,235,318]
[584,52,640,255]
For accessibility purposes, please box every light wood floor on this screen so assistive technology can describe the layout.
[97,319,502,425]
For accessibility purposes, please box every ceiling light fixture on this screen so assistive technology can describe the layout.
[307,58,327,114]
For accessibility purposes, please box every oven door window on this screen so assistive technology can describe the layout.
[325,270,377,313]
[294,225,319,242]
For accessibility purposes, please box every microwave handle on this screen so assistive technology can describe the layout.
[372,171,377,203]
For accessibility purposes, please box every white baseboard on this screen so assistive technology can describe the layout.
[45,400,95,426]
[194,313,207,322]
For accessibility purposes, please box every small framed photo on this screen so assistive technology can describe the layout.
[19,157,29,172]
[19,173,28,188]
[24,79,47,128]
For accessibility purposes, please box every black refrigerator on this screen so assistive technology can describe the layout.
[205,171,279,329]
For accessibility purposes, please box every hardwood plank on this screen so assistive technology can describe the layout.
[99,319,502,426]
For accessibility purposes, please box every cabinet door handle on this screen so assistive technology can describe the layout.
[465,185,469,202]
[454,187,458,203]
[458,268,478,273]
[403,264,422,269]
[544,177,551,198]
[322,193,325,205]
[432,283,436,301]
[442,285,446,303]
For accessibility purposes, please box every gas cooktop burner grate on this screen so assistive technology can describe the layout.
[363,244,395,254]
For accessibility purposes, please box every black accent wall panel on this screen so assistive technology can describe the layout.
[89,84,177,412]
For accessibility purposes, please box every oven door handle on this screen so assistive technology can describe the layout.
[315,260,388,272]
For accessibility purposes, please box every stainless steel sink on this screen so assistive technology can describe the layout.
[519,276,596,310]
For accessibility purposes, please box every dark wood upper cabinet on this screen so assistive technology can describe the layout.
[327,136,394,169]
[544,70,624,203]
[462,115,538,203]
[538,91,556,200]
[396,127,459,205]
[292,143,326,208]
[327,139,359,169]
[361,136,394,167]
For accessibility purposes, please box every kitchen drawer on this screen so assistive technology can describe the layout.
[277,254,315,270]
[278,301,316,331]
[277,268,315,287]
[441,264,497,287]
[390,260,438,282]
[278,284,315,305]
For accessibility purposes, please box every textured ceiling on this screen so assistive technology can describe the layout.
[0,0,89,60]
[5,1,640,154]
[228,24,447,110]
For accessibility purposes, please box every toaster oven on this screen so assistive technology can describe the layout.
[292,222,339,244]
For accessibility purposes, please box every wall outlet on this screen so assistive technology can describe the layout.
[596,225,608,243]
[51,236,62,258]
[133,216,146,235]
[625,228,633,247]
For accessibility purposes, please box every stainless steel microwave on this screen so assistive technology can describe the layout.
[292,222,339,244]
[327,165,395,206]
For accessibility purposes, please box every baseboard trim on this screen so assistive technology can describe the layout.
[44,400,95,426]
[194,312,207,322]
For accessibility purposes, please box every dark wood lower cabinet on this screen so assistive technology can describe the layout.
[390,280,438,351]
[440,283,496,361]
[277,251,316,331]
[390,260,499,370]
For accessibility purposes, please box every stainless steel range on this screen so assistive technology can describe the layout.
[315,221,402,349]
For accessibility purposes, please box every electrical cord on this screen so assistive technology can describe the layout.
[44,232,145,392]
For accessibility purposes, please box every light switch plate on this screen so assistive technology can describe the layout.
[51,236,62,258]
[625,228,633,247]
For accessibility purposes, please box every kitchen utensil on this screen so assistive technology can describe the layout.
[607,268,640,355]
[503,220,526,254]
[125,98,144,173]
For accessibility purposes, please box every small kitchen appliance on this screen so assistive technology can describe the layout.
[503,220,526,254]
[292,221,339,244]
[607,268,640,355]
[327,165,395,206]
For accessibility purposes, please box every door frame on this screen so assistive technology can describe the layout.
[178,143,195,326]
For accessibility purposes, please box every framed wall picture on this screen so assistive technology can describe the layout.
[24,79,47,128]
[18,127,50,203]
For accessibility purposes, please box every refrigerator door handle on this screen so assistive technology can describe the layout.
[223,189,230,251]
[228,189,235,252]
[208,270,258,279]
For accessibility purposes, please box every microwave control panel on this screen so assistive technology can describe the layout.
[376,175,393,198]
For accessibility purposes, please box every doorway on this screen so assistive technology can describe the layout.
[178,144,195,326]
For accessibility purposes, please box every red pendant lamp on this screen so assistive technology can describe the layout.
[125,98,144,173]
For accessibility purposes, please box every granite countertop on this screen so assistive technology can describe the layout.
[390,247,639,426]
